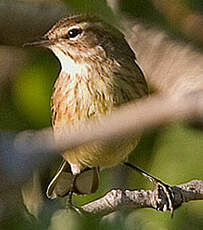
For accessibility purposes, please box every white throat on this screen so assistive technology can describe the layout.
[51,46,89,77]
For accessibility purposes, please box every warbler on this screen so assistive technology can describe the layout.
[31,15,148,199]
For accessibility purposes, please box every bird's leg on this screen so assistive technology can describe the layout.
[65,176,82,214]
[65,175,88,215]
[124,162,175,215]
[66,190,73,209]
[65,175,75,210]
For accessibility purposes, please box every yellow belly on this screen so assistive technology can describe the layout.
[63,135,140,170]
[52,65,148,173]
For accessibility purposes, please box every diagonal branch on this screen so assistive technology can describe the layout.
[0,91,202,188]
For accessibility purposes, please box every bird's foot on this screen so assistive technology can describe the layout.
[124,162,175,215]
[153,180,175,216]
[65,191,82,214]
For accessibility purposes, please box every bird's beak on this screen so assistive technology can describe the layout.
[23,39,52,48]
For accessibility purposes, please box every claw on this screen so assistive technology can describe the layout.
[65,191,82,215]
[156,182,175,217]
[124,162,175,216]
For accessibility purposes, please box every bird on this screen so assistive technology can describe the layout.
[30,14,149,200]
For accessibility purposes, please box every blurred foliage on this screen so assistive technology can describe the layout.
[12,50,59,129]
[0,0,203,230]
[186,0,203,13]
[64,0,113,18]
[120,0,167,25]
[64,0,119,27]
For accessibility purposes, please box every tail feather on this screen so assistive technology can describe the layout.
[46,160,99,199]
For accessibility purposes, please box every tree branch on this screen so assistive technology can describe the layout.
[0,91,202,188]
[128,23,203,95]
[80,180,203,217]
[0,0,67,46]
[151,0,203,45]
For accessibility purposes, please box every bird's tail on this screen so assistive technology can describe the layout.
[46,160,99,199]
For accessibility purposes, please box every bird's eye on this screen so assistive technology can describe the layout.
[67,27,82,40]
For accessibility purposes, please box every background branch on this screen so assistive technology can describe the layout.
[1,91,202,188]
[151,0,203,45]
[128,24,203,95]
[0,0,67,46]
